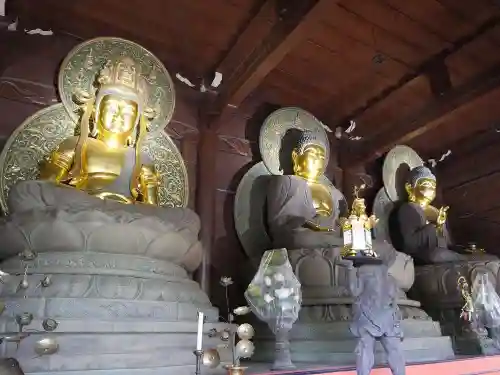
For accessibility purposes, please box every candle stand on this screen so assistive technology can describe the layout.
[193,349,204,375]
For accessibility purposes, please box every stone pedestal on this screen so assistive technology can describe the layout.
[251,247,455,365]
[0,181,229,375]
[410,260,500,356]
[0,252,226,375]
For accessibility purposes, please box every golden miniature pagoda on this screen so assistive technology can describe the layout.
[339,184,381,265]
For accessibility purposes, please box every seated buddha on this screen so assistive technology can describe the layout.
[267,130,344,250]
[392,166,496,264]
[40,57,159,205]
[0,55,201,272]
[265,129,414,292]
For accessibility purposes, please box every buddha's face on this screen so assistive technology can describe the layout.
[406,177,436,206]
[98,95,138,135]
[292,144,326,181]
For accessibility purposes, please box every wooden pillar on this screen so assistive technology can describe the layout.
[194,127,218,297]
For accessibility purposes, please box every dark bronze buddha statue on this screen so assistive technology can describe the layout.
[393,166,495,264]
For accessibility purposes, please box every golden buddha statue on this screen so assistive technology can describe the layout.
[39,57,159,205]
[267,130,344,249]
[393,166,495,264]
[0,37,200,272]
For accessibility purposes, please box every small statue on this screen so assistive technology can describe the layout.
[339,184,380,264]
[341,260,405,375]
[458,276,475,322]
[39,57,158,205]
[267,130,344,249]
[393,166,495,264]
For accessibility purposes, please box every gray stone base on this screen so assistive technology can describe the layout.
[252,320,455,365]
[0,319,232,374]
[0,251,225,375]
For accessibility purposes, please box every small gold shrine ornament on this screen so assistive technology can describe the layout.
[339,185,382,265]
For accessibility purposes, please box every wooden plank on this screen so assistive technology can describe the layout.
[332,15,500,135]
[410,87,500,157]
[341,61,500,168]
[438,136,500,190]
[445,171,500,218]
[207,0,334,125]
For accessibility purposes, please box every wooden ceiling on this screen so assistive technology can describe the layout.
[7,0,500,168]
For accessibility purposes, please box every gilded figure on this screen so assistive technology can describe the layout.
[39,56,159,205]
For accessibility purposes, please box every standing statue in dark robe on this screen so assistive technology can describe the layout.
[341,261,405,375]
[392,166,495,264]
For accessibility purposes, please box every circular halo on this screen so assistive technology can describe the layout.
[58,37,176,132]
[0,104,188,214]
[382,145,424,202]
[372,187,395,244]
[259,107,330,175]
[234,162,273,263]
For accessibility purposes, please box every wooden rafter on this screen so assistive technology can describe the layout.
[333,16,500,130]
[206,0,334,128]
[341,62,500,169]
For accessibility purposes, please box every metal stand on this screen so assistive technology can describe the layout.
[193,349,204,375]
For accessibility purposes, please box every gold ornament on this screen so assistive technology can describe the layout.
[202,348,221,369]
[235,339,255,359]
[236,323,255,340]
[259,107,330,175]
[58,37,175,132]
[34,337,59,356]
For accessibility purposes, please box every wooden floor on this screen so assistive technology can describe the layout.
[251,355,500,375]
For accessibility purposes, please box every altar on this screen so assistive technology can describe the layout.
[2,1,500,374]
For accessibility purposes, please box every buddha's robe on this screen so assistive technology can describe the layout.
[266,175,343,249]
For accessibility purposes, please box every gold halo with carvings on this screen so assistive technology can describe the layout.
[259,107,330,175]
[58,37,176,132]
[0,104,188,214]
[382,145,424,202]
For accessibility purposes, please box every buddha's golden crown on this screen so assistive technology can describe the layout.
[98,57,140,91]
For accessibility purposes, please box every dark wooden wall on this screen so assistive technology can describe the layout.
[435,137,500,253]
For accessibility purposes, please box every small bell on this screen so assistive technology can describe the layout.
[220,329,231,342]
[18,278,29,290]
[42,318,58,332]
[41,276,52,287]
[34,337,59,356]
[16,312,33,328]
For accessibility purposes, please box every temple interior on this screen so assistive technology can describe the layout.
[2,0,500,374]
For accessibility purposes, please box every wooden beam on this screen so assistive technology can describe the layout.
[207,0,332,127]
[7,0,203,81]
[425,60,452,97]
[332,15,500,131]
[341,62,500,169]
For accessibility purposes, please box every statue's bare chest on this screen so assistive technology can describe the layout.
[308,181,334,217]
[84,139,126,189]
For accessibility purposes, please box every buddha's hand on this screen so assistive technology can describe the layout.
[139,165,159,187]
[436,206,449,227]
